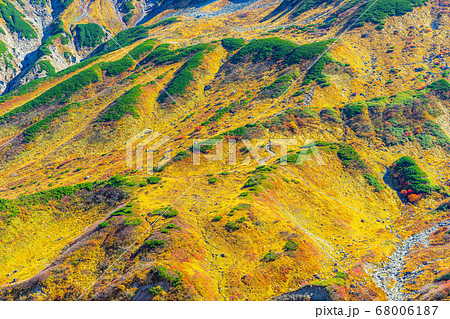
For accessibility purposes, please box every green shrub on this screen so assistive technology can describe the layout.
[231,203,251,212]
[153,43,212,65]
[262,72,297,98]
[352,0,427,29]
[284,241,298,251]
[225,221,240,231]
[0,77,47,104]
[291,0,335,16]
[148,286,163,296]
[364,174,385,192]
[92,19,176,56]
[427,79,450,95]
[53,56,100,78]
[158,50,206,102]
[111,207,133,216]
[101,56,134,77]
[230,37,297,63]
[97,85,141,122]
[124,217,142,225]
[435,272,450,282]
[123,0,134,13]
[153,265,182,287]
[285,40,329,65]
[208,177,218,184]
[75,23,105,48]
[150,207,179,218]
[23,103,77,143]
[173,151,190,162]
[160,223,179,233]
[153,166,166,173]
[263,252,278,262]
[337,144,367,170]
[147,176,162,184]
[38,60,56,76]
[147,17,178,29]
[0,67,99,123]
[92,25,151,56]
[98,221,110,229]
[389,156,440,195]
[145,239,165,248]
[221,38,245,51]
[0,0,37,39]
[320,107,342,123]
[202,105,233,125]
[61,0,74,9]
[107,175,135,187]
[128,39,155,60]
[343,101,365,118]
[212,216,222,222]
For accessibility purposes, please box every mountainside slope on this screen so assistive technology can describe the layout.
[0,0,450,301]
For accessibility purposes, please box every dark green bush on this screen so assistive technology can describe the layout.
[221,38,245,51]
[92,19,176,56]
[427,79,450,94]
[145,239,165,248]
[263,252,278,261]
[91,25,151,56]
[153,265,182,287]
[173,151,190,162]
[202,105,232,125]
[353,0,427,29]
[337,144,367,170]
[97,85,141,122]
[23,103,77,143]
[150,207,179,218]
[285,40,328,65]
[158,50,207,102]
[389,156,440,195]
[38,60,56,76]
[128,39,155,60]
[435,272,450,282]
[225,221,240,231]
[147,176,162,184]
[284,240,298,251]
[0,0,37,39]
[107,175,135,187]
[230,37,297,63]
[75,23,105,48]
[98,221,110,229]
[364,174,385,192]
[262,72,297,98]
[0,67,99,123]
[54,56,101,78]
[111,207,133,216]
[101,56,134,77]
[343,101,365,118]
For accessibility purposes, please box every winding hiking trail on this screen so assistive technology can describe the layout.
[370,219,450,301]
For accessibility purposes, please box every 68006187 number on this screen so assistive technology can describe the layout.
[375,306,438,316]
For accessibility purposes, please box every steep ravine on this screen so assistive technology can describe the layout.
[369,220,450,301]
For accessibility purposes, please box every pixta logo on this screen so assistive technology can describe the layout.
[126,131,325,174]
[126,130,171,174]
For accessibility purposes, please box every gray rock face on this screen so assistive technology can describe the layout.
[0,0,124,94]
